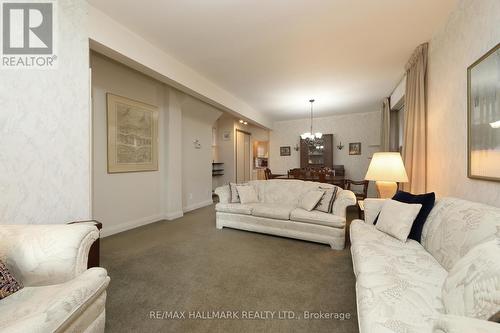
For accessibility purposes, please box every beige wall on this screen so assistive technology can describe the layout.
[427,0,500,207]
[0,0,90,224]
[269,111,381,197]
[91,53,222,236]
[181,96,221,211]
[214,114,270,187]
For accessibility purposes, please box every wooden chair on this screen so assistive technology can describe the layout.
[264,168,272,180]
[345,179,369,219]
[288,168,301,178]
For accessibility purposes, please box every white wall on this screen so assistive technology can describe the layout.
[88,5,272,129]
[427,0,500,207]
[214,114,270,187]
[0,0,90,224]
[91,53,222,236]
[269,111,381,197]
[181,96,221,211]
[91,53,166,235]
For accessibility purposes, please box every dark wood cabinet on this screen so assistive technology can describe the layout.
[300,134,333,168]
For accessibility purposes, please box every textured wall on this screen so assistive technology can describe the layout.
[269,111,381,197]
[0,1,90,224]
[427,0,500,207]
[91,53,166,236]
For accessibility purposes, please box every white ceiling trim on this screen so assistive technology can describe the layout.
[88,6,273,129]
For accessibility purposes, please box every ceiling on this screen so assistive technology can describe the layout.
[88,0,457,121]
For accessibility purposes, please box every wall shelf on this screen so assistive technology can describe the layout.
[212,162,224,177]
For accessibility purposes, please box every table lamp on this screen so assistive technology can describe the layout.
[365,152,408,198]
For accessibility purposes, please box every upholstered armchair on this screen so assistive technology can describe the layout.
[0,224,110,333]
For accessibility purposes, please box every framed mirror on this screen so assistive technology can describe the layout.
[467,43,500,181]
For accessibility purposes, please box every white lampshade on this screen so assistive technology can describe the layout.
[315,132,323,139]
[300,132,311,139]
[365,152,409,182]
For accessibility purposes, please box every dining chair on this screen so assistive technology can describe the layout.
[345,179,369,219]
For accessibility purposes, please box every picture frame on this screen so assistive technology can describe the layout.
[467,43,500,181]
[107,93,159,173]
[222,130,231,141]
[349,142,361,155]
[280,146,291,156]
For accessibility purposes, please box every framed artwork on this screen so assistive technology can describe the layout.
[467,43,500,181]
[222,130,231,141]
[349,142,361,155]
[280,146,291,156]
[107,93,159,173]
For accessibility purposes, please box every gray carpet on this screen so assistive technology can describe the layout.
[101,205,359,333]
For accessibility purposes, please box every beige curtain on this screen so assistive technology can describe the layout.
[381,97,391,151]
[402,43,428,194]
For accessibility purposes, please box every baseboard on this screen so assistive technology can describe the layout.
[183,199,213,213]
[164,210,184,220]
[101,214,164,238]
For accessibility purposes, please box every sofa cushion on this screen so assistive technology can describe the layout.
[299,189,325,211]
[442,239,500,320]
[257,180,320,206]
[251,203,294,220]
[0,268,109,333]
[350,220,447,332]
[290,208,345,228]
[392,191,435,242]
[236,185,259,204]
[315,186,338,213]
[215,203,254,215]
[375,199,422,242]
[421,197,500,271]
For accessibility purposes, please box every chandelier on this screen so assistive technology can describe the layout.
[300,99,324,149]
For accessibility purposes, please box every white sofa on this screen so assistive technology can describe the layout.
[350,197,500,333]
[0,224,110,333]
[214,179,356,250]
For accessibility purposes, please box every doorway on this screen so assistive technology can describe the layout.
[236,129,251,183]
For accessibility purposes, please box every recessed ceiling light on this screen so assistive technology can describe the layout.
[239,119,244,123]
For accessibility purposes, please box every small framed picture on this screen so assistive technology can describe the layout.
[280,146,291,156]
[222,130,231,141]
[349,142,361,155]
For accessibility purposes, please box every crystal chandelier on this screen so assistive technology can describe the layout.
[300,99,324,149]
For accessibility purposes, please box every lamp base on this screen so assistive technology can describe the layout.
[375,181,398,199]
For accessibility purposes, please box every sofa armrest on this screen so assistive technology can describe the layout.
[363,198,386,224]
[215,185,231,204]
[0,224,99,286]
[331,190,357,218]
[433,314,500,333]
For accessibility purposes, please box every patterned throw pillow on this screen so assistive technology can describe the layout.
[229,182,249,203]
[0,260,23,299]
[315,187,338,213]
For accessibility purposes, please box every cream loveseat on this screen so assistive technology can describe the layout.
[0,224,110,333]
[350,197,500,333]
[214,179,356,250]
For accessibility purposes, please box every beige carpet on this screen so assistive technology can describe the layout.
[101,205,359,333]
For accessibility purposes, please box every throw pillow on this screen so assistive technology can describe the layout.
[300,189,325,211]
[392,190,435,242]
[229,182,248,203]
[236,185,259,204]
[315,187,338,213]
[0,260,23,299]
[375,199,422,242]
[442,239,500,320]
